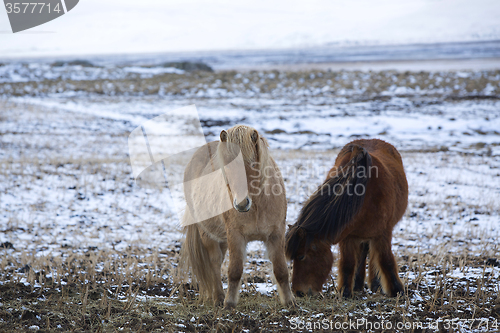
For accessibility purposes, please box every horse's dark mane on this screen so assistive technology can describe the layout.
[285,145,372,260]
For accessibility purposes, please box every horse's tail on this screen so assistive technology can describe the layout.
[286,145,372,260]
[178,219,216,300]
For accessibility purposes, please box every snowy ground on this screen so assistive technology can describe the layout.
[0,65,499,331]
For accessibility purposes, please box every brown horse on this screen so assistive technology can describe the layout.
[285,139,408,298]
[179,125,295,309]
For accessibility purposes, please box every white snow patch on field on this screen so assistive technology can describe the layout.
[6,95,500,155]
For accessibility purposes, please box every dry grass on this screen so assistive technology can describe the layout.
[1,69,499,98]
[0,248,498,332]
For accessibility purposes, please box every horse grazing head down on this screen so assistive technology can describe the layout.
[285,226,334,296]
[285,143,372,297]
[218,125,269,213]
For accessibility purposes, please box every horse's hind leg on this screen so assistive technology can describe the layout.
[368,256,382,293]
[265,231,295,306]
[356,242,382,293]
[369,235,404,297]
[201,234,226,306]
[224,231,246,309]
[338,238,362,298]
[353,242,369,291]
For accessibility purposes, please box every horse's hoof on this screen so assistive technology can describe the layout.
[388,282,404,297]
[223,302,236,310]
[341,289,352,298]
[286,298,297,308]
[214,293,225,307]
[370,278,381,293]
[353,282,366,292]
[389,289,404,297]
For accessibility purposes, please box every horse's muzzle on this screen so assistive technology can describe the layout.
[233,197,252,212]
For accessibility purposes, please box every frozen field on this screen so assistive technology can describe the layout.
[0,63,499,331]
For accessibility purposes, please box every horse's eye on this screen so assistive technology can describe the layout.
[297,255,305,261]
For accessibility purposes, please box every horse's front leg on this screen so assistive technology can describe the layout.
[265,231,295,307]
[224,230,246,309]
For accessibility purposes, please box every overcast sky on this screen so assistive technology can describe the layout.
[1,0,500,58]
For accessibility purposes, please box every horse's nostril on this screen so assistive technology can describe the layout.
[233,197,252,212]
[295,290,305,297]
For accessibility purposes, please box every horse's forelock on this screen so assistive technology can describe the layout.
[230,126,258,161]
[225,125,269,167]
[216,125,271,194]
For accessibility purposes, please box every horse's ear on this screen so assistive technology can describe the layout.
[260,136,269,148]
[251,130,259,143]
[220,130,228,142]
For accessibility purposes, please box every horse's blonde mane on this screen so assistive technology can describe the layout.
[216,125,270,188]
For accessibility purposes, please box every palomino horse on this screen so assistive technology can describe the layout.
[285,139,408,298]
[179,125,295,309]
